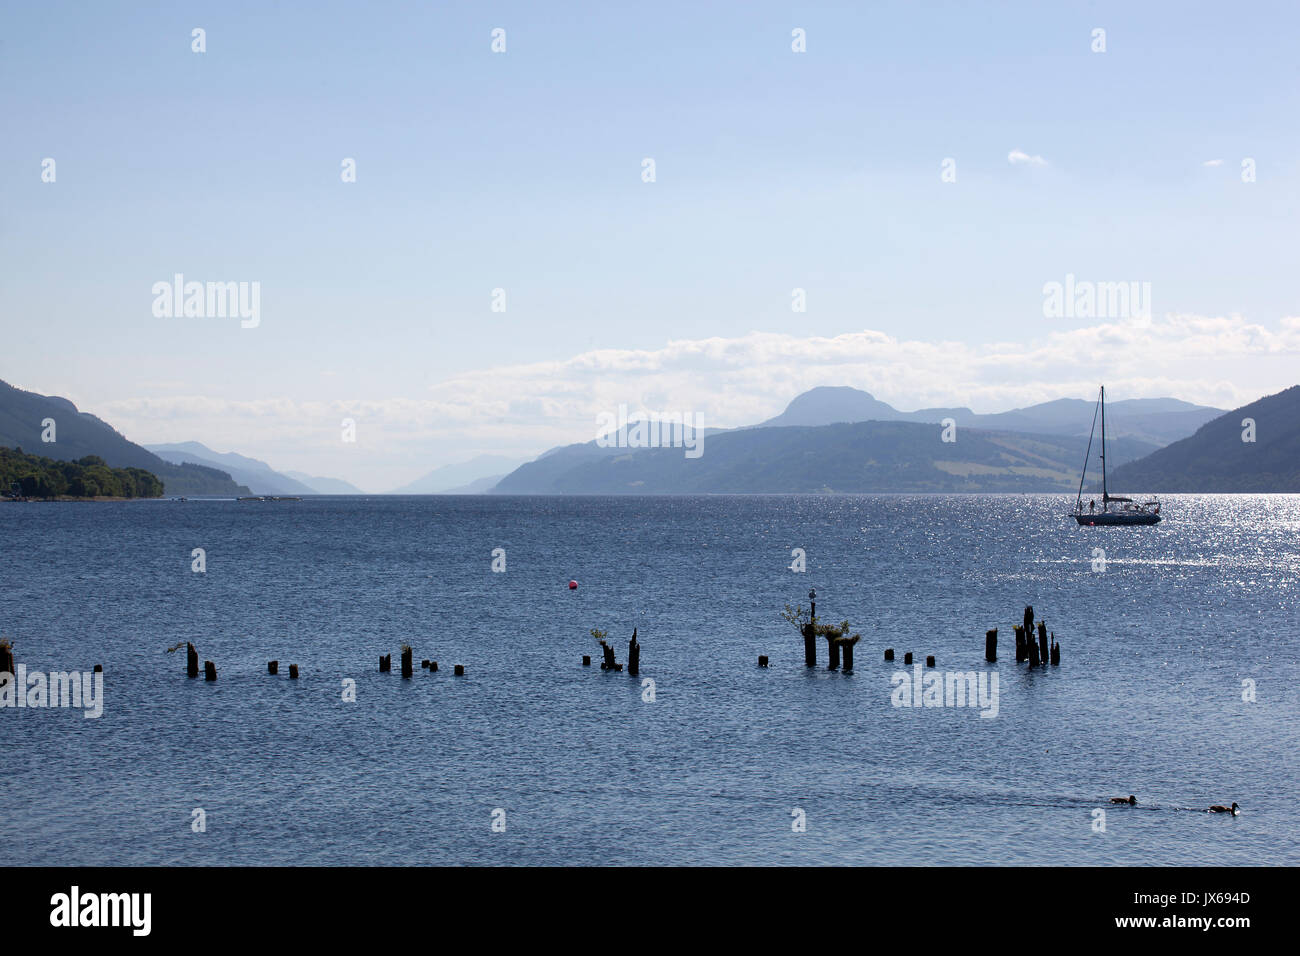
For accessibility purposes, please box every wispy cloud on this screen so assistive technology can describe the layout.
[1008,149,1048,167]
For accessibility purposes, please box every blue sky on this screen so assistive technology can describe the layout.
[3,1,1299,489]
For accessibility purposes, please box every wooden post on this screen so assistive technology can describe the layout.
[627,628,640,677]
[268,661,278,675]
[582,655,591,666]
[841,637,857,673]
[430,661,438,672]
[1023,605,1034,638]
[204,660,216,681]
[600,640,616,670]
[401,646,413,678]
[379,654,391,672]
[985,628,997,663]
[289,664,299,679]
[758,655,768,667]
[0,640,13,676]
[187,642,199,678]
[884,648,894,661]
[926,655,936,668]
[1027,636,1041,667]
[904,652,913,665]
[1014,626,1026,663]
[1037,621,1049,664]
[454,664,465,676]
[804,589,817,667]
[826,636,840,671]
[1050,636,1060,666]
[421,659,430,669]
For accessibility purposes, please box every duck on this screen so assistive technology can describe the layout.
[1208,802,1239,815]
[1110,795,1137,805]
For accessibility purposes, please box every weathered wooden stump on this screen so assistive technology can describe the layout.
[826,636,840,671]
[985,628,997,663]
[1024,605,1034,638]
[840,637,856,673]
[268,661,278,675]
[904,652,913,665]
[430,661,438,672]
[758,655,769,667]
[599,640,617,671]
[401,646,413,678]
[926,655,936,668]
[884,648,894,661]
[0,640,14,676]
[1027,636,1041,667]
[187,642,199,678]
[582,655,591,666]
[1014,625,1026,663]
[454,664,465,676]
[204,660,217,681]
[627,628,640,677]
[421,659,430,669]
[1037,621,1049,664]
[1050,637,1060,666]
[93,664,103,673]
[289,664,299,679]
[379,654,391,672]
[803,622,816,668]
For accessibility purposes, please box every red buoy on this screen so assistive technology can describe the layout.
[568,580,578,590]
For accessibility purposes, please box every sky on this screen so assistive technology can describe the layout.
[3,0,1299,491]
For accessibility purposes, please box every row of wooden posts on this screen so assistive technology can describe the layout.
[581,628,641,675]
[0,642,103,676]
[182,642,465,680]
[774,596,1062,670]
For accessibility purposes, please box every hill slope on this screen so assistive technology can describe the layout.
[493,420,1158,494]
[0,380,249,495]
[1109,386,1300,492]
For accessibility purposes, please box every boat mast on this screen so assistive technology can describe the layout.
[1099,385,1108,504]
[1075,390,1100,512]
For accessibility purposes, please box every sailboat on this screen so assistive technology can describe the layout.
[1072,386,1162,526]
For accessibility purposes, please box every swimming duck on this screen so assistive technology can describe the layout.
[1208,802,1239,815]
[1110,795,1136,805]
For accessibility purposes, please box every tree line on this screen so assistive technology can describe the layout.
[0,446,164,499]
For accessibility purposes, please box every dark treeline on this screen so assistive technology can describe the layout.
[0,446,164,499]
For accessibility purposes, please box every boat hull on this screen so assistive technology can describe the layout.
[1074,511,1160,526]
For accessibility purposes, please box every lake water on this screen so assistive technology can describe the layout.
[2,494,1297,865]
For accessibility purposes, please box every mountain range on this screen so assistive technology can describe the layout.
[491,386,1227,494]
[388,455,527,494]
[147,442,363,496]
[8,377,1295,495]
[756,386,1222,445]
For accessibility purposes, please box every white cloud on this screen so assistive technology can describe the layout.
[95,313,1300,490]
[1008,149,1048,167]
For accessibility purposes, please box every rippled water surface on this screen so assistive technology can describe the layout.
[2,494,1297,865]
